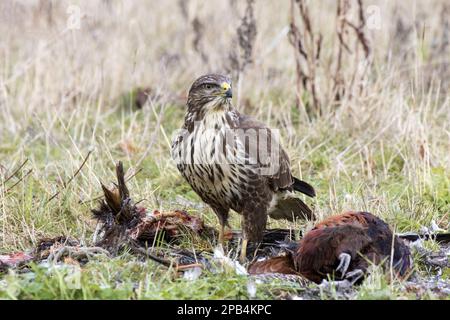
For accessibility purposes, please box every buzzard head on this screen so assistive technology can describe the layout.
[186,74,232,117]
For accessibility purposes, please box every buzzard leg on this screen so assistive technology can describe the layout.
[218,224,225,247]
[214,208,229,248]
[240,238,248,263]
[240,205,267,263]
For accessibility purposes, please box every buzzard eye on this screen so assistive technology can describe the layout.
[204,84,213,89]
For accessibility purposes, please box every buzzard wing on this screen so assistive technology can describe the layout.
[234,113,293,191]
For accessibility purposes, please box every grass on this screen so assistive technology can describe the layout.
[0,0,449,299]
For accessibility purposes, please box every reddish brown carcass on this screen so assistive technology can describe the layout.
[249,211,413,284]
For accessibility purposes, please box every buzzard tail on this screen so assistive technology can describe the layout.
[292,177,316,197]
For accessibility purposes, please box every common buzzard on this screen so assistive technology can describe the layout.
[171,74,315,261]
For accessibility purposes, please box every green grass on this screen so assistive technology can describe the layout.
[1,95,448,299]
[0,255,300,300]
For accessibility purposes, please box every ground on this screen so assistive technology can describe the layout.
[0,0,449,300]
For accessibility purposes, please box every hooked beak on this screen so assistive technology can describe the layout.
[221,82,232,98]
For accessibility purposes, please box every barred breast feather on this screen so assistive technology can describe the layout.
[171,110,256,212]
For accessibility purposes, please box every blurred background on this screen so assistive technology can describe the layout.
[1,1,448,112]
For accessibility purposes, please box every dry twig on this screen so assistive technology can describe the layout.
[226,0,257,80]
[46,151,92,204]
[288,0,322,116]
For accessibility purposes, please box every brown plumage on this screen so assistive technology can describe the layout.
[248,254,299,276]
[248,211,413,284]
[171,74,315,260]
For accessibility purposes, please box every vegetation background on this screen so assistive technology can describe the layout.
[0,0,449,299]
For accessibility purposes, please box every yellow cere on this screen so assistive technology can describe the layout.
[221,82,231,91]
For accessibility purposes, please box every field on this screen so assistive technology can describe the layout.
[0,0,449,300]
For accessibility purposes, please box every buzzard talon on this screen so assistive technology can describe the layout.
[336,253,351,277]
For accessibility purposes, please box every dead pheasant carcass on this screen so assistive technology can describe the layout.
[249,211,413,284]
[0,252,33,272]
[129,209,205,243]
[92,162,212,254]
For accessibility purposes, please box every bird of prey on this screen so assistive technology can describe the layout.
[248,211,413,284]
[171,74,315,261]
